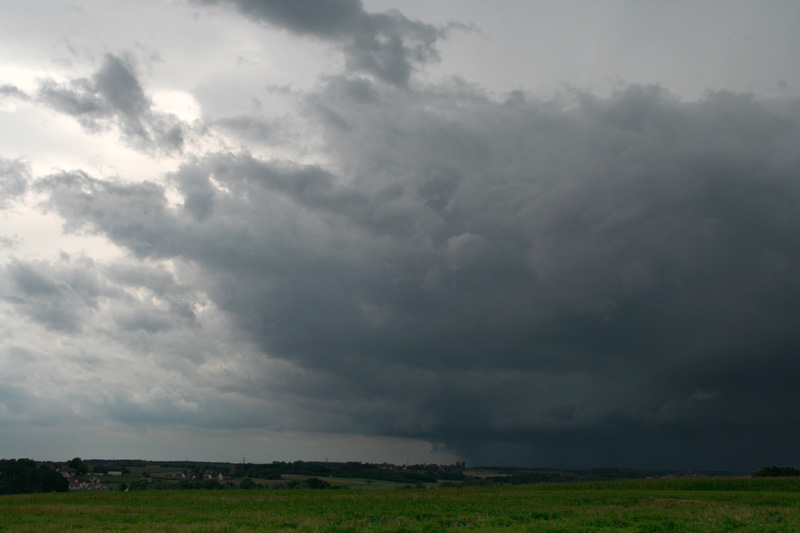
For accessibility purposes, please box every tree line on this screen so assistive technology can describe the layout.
[4,457,797,494]
[0,459,68,494]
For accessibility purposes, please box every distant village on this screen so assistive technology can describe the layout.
[2,456,776,495]
[53,462,228,492]
[2,457,468,493]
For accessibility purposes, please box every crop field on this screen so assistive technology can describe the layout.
[2,478,800,532]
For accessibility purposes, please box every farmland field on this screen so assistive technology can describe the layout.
[2,478,800,531]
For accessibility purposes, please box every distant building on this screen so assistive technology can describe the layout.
[57,467,76,478]
[68,476,108,491]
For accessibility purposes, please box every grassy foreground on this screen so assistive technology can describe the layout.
[2,478,800,532]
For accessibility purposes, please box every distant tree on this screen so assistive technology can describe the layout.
[304,477,331,489]
[119,483,128,491]
[127,479,149,491]
[201,479,222,490]
[37,466,69,493]
[753,466,800,477]
[92,464,109,474]
[239,478,257,489]
[68,457,88,475]
[0,459,68,494]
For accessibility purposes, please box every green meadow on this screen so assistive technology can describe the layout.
[2,478,800,532]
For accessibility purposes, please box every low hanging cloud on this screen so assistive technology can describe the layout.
[35,71,800,467]
[37,54,186,154]
[193,0,448,86]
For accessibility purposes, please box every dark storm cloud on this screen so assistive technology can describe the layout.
[0,157,29,208]
[194,0,446,86]
[37,54,185,154]
[37,79,800,468]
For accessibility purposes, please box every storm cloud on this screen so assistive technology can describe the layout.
[3,0,800,468]
[35,75,800,467]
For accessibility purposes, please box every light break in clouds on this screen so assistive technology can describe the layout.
[1,0,800,469]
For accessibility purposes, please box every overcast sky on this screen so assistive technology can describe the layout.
[1,0,800,470]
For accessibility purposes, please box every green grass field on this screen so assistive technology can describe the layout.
[2,478,800,531]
